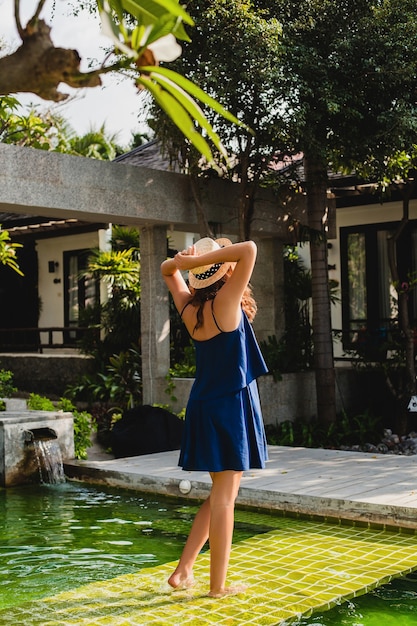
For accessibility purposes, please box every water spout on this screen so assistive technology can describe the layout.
[0,409,74,487]
[33,439,65,485]
[24,428,65,484]
[33,439,65,484]
[24,428,58,443]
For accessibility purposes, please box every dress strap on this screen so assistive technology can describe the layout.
[179,301,191,318]
[211,299,223,332]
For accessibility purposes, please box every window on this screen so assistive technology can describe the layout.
[63,249,98,340]
[340,221,417,351]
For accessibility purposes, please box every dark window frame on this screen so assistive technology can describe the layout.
[63,249,99,340]
[340,219,417,350]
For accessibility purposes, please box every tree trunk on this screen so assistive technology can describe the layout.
[304,153,336,425]
[189,175,214,238]
[237,141,255,241]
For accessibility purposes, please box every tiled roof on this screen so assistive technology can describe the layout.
[114,139,182,172]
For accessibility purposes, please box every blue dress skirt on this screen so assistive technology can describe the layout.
[178,312,269,472]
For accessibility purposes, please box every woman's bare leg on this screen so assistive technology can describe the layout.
[168,497,211,589]
[208,470,244,597]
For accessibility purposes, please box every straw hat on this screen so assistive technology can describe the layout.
[188,237,233,289]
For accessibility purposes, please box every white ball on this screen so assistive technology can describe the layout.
[178,479,191,494]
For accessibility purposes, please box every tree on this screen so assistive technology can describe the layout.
[0,0,245,161]
[257,0,417,426]
[0,95,122,158]
[154,0,417,425]
[149,0,282,240]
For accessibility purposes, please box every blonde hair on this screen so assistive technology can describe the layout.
[188,268,257,332]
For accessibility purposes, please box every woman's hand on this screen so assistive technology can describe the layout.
[174,245,199,270]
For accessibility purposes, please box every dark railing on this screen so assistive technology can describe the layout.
[0,327,99,353]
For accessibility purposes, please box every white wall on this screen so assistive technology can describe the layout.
[37,230,106,328]
[168,230,200,252]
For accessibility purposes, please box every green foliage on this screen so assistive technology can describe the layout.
[164,375,178,407]
[57,397,77,412]
[77,234,141,359]
[265,410,383,449]
[27,393,56,411]
[163,337,195,416]
[261,247,340,378]
[0,96,54,149]
[0,369,17,399]
[69,226,141,405]
[66,127,118,160]
[72,410,97,461]
[87,248,140,292]
[66,347,142,411]
[0,96,124,158]
[0,226,23,276]
[260,0,417,167]
[260,336,285,381]
[68,228,143,414]
[57,398,96,461]
[110,225,140,255]
[162,374,187,418]
[97,0,246,161]
[150,0,282,178]
[169,344,196,378]
[261,249,313,377]
[105,348,142,409]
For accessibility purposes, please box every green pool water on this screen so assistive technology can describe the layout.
[0,481,267,611]
[1,482,416,624]
[297,572,417,626]
[292,546,417,626]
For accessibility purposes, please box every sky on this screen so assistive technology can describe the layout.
[0,0,149,147]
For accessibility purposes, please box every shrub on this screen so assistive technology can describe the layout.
[27,393,55,411]
[0,369,17,399]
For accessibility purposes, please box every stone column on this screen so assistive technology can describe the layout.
[251,237,285,343]
[140,225,170,405]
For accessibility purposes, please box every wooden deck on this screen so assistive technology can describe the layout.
[65,445,417,529]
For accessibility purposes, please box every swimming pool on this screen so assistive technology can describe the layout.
[0,482,268,610]
[1,482,416,624]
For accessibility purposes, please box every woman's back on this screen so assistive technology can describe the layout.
[190,310,268,400]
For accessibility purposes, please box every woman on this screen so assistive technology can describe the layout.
[160,237,268,598]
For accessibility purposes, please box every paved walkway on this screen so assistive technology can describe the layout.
[65,445,417,529]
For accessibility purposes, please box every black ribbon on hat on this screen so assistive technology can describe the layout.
[193,262,222,281]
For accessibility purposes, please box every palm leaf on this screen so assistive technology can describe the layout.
[138,76,213,160]
[144,69,227,157]
[120,0,194,25]
[139,65,253,133]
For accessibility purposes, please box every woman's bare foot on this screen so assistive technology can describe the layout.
[168,569,195,590]
[208,584,248,598]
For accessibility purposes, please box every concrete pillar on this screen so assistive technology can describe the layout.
[140,225,170,405]
[252,237,285,343]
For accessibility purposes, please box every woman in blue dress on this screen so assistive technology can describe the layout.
[161,237,268,597]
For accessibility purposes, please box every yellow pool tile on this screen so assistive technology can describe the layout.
[1,518,417,625]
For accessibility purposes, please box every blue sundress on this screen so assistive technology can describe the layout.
[178,306,269,472]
